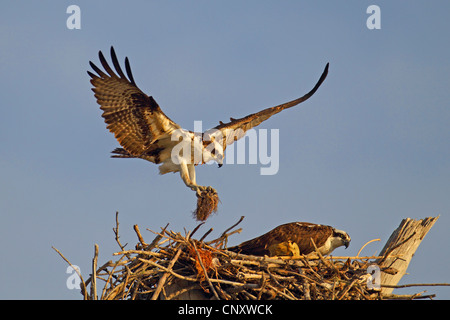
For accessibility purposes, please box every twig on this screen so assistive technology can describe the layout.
[146,223,170,251]
[381,283,450,289]
[152,249,183,299]
[192,242,220,300]
[221,216,245,238]
[113,212,128,251]
[383,292,436,300]
[208,216,245,247]
[151,240,187,300]
[91,244,99,300]
[337,278,358,300]
[310,238,336,273]
[190,222,206,238]
[356,239,380,257]
[199,228,214,242]
[133,224,147,247]
[101,255,127,299]
[266,284,297,300]
[121,266,132,300]
[113,249,164,258]
[52,246,88,300]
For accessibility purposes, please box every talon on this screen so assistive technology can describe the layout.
[194,186,206,196]
[193,185,218,196]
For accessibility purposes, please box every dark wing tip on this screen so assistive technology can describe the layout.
[98,49,118,78]
[299,62,329,100]
[89,60,106,78]
[318,62,329,85]
[98,49,105,62]
[89,46,139,89]
[110,46,136,86]
[110,46,127,79]
[125,57,136,86]
[87,70,97,79]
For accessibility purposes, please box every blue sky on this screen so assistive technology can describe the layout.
[1,1,449,299]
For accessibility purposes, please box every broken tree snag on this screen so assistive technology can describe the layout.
[376,216,439,295]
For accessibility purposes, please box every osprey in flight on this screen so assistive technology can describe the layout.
[228,222,351,257]
[88,47,328,220]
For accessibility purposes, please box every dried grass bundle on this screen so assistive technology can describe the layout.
[193,189,219,221]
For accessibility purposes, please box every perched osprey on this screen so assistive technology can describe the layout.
[88,47,329,220]
[228,222,351,257]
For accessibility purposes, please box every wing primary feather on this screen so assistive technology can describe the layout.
[124,57,136,86]
[89,61,107,78]
[88,48,182,157]
[272,62,329,110]
[298,62,328,102]
[110,46,127,79]
[98,50,118,78]
[214,62,329,133]
[87,70,99,80]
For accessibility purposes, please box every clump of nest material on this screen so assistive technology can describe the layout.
[194,189,219,221]
[54,214,442,300]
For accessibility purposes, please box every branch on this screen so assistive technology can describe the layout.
[382,283,450,289]
[52,246,88,300]
[356,238,380,257]
[91,244,99,300]
[113,212,128,252]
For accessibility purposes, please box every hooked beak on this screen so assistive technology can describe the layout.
[218,163,223,168]
[344,240,350,249]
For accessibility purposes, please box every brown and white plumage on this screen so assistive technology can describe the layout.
[228,222,351,257]
[212,64,329,151]
[88,48,181,164]
[88,47,328,219]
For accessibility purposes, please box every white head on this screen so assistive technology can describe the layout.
[202,130,225,167]
[330,228,351,251]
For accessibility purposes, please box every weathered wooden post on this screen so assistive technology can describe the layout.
[376,216,439,295]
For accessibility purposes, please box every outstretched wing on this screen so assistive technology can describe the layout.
[88,46,181,158]
[212,63,329,150]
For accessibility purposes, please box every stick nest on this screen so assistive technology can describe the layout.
[54,215,440,300]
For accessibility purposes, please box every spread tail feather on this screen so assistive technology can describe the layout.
[111,148,136,158]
